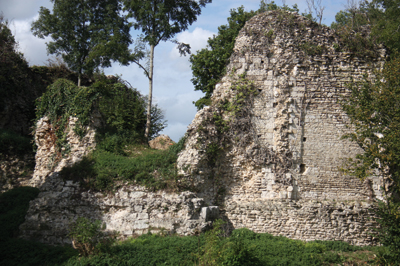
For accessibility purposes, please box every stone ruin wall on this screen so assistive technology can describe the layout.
[177,11,386,245]
[12,11,387,246]
[19,115,215,245]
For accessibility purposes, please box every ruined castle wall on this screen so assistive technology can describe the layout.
[178,11,386,245]
[20,115,212,245]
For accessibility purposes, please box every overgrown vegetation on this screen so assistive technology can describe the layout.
[68,217,118,257]
[62,219,384,266]
[0,190,387,266]
[341,56,400,265]
[60,136,187,192]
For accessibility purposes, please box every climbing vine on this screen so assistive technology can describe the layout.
[35,78,146,155]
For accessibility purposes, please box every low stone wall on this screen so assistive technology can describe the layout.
[224,199,376,246]
[20,173,214,244]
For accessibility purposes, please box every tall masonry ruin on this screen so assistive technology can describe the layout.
[19,10,386,246]
[177,10,386,245]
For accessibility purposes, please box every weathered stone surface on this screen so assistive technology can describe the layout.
[23,115,98,188]
[18,11,386,246]
[20,115,214,244]
[20,173,212,244]
[177,10,386,245]
[149,134,175,150]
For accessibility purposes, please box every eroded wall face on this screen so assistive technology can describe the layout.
[178,11,385,244]
[20,115,212,244]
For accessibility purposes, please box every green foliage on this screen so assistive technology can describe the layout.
[123,0,211,47]
[36,78,147,154]
[122,0,211,139]
[300,42,326,56]
[341,56,400,264]
[68,217,118,257]
[199,73,257,173]
[141,97,167,139]
[226,73,258,116]
[31,0,131,85]
[64,233,201,266]
[190,6,257,110]
[341,57,400,189]
[373,201,400,264]
[330,3,370,31]
[0,16,29,110]
[366,0,400,53]
[62,226,382,266]
[60,136,188,192]
[0,128,33,155]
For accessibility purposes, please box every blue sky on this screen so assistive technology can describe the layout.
[1,0,349,141]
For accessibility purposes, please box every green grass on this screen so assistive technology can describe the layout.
[60,136,188,192]
[62,228,384,266]
[0,187,386,266]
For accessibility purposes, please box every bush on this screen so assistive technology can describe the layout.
[64,233,200,266]
[68,217,118,257]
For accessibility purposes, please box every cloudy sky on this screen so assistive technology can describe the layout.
[1,0,349,141]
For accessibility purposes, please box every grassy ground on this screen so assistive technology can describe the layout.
[0,186,387,266]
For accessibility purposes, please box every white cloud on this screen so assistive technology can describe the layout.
[176,27,215,54]
[1,0,52,21]
[9,18,51,65]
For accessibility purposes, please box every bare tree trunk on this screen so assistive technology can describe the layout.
[78,72,81,87]
[145,44,154,140]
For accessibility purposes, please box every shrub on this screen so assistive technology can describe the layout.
[68,217,118,257]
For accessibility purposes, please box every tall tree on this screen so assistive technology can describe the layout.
[31,0,131,86]
[123,0,211,140]
[341,56,400,264]
[367,0,400,53]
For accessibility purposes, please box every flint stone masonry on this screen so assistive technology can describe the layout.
[20,114,215,244]
[20,173,212,244]
[18,11,385,246]
[177,10,385,245]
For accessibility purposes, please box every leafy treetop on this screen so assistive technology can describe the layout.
[124,0,211,48]
[122,0,211,139]
[31,0,132,86]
